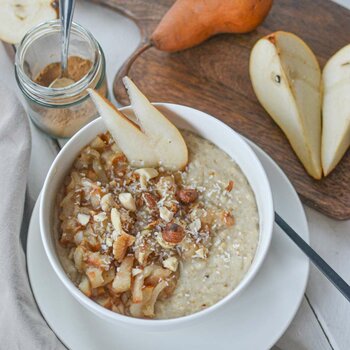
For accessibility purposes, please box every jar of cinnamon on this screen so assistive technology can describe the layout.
[15,20,107,138]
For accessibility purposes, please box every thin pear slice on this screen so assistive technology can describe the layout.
[250,31,322,179]
[88,83,188,170]
[122,76,188,170]
[88,90,157,166]
[0,0,57,44]
[322,44,350,176]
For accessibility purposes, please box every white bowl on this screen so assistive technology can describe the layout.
[40,103,274,330]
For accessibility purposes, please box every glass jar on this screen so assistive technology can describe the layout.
[15,20,107,138]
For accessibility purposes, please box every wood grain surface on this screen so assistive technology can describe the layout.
[94,0,350,220]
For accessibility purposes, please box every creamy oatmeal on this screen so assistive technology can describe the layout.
[56,130,259,319]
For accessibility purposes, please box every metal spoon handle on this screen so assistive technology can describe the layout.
[275,212,350,302]
[59,0,76,77]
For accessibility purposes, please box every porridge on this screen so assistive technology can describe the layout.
[56,130,259,319]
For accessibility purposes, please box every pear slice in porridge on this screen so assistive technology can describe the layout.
[88,77,188,171]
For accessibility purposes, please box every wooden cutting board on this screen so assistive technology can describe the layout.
[93,0,350,220]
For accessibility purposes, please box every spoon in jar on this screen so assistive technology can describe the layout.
[49,0,76,88]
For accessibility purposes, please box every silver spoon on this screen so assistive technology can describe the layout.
[50,0,76,88]
[275,212,350,302]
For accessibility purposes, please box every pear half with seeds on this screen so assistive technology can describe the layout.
[322,45,350,176]
[250,31,322,179]
[0,0,57,44]
[88,77,188,170]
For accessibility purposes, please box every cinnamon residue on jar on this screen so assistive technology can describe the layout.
[35,56,92,87]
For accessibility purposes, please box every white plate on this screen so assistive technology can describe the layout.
[27,140,309,350]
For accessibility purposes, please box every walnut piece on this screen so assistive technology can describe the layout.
[134,168,159,181]
[119,193,136,211]
[223,211,235,227]
[143,193,157,209]
[225,180,234,192]
[100,193,115,212]
[162,257,178,272]
[162,223,185,244]
[77,213,90,226]
[135,168,159,190]
[111,208,122,234]
[159,207,174,222]
[177,188,198,204]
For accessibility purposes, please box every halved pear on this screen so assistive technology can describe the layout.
[88,79,188,170]
[0,0,57,44]
[322,45,350,176]
[250,31,322,179]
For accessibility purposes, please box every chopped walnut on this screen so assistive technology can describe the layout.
[222,211,235,227]
[177,188,198,204]
[142,192,157,209]
[159,206,174,222]
[119,192,136,211]
[58,131,214,319]
[100,193,115,212]
[162,257,178,272]
[162,223,185,244]
[225,180,234,192]
[77,213,90,226]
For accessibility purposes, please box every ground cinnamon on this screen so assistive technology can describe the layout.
[29,55,107,138]
[35,56,92,86]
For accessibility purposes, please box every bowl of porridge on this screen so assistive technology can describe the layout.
[40,101,274,329]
